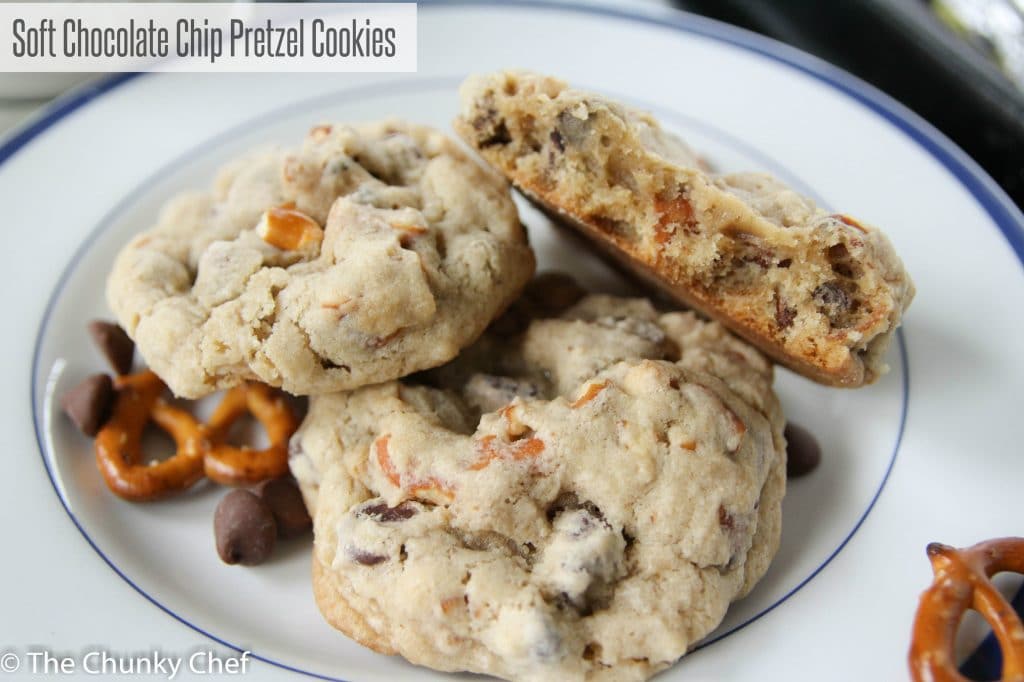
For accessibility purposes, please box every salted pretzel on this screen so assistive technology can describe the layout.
[94,370,206,501]
[203,382,298,486]
[910,538,1024,682]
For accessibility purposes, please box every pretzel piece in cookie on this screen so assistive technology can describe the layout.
[94,370,206,501]
[909,538,1024,682]
[203,383,298,486]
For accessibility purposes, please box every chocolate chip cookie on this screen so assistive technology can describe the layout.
[107,121,535,398]
[291,283,786,680]
[455,71,914,387]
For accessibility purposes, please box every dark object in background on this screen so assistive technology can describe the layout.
[675,0,1024,209]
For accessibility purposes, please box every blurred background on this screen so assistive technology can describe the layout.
[2,0,1022,208]
[674,0,1024,210]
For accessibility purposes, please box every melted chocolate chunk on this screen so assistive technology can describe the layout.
[784,422,821,478]
[832,263,855,278]
[349,548,387,566]
[549,129,565,152]
[359,500,418,523]
[479,120,511,147]
[827,243,860,278]
[546,491,604,523]
[813,281,852,325]
[732,232,772,268]
[718,505,735,531]
[472,108,497,131]
[828,243,849,260]
[589,214,632,237]
[747,253,772,268]
[775,296,796,330]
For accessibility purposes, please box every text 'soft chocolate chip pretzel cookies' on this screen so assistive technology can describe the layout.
[290,279,786,681]
[107,121,535,398]
[455,71,914,388]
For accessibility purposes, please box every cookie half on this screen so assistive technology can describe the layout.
[291,284,785,681]
[455,71,914,387]
[107,121,535,398]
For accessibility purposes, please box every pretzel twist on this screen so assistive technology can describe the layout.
[94,373,299,499]
[94,370,206,501]
[910,538,1024,682]
[203,382,298,486]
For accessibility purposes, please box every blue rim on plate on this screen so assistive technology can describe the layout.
[12,1,1024,679]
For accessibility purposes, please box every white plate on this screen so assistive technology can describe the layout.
[4,2,1023,681]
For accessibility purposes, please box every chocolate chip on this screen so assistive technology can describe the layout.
[255,478,311,538]
[777,258,792,268]
[60,373,114,437]
[832,263,855,278]
[775,296,796,330]
[471,108,497,131]
[214,490,277,566]
[525,272,585,315]
[479,120,511,148]
[812,281,851,324]
[718,505,735,531]
[732,232,772,268]
[87,320,134,375]
[589,214,632,237]
[827,243,849,260]
[488,303,532,336]
[784,422,821,478]
[359,500,418,523]
[739,250,772,268]
[494,272,586,328]
[349,548,387,566]
[546,491,604,523]
[549,129,565,152]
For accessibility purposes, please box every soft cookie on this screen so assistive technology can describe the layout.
[108,121,535,398]
[291,282,786,681]
[455,71,914,387]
